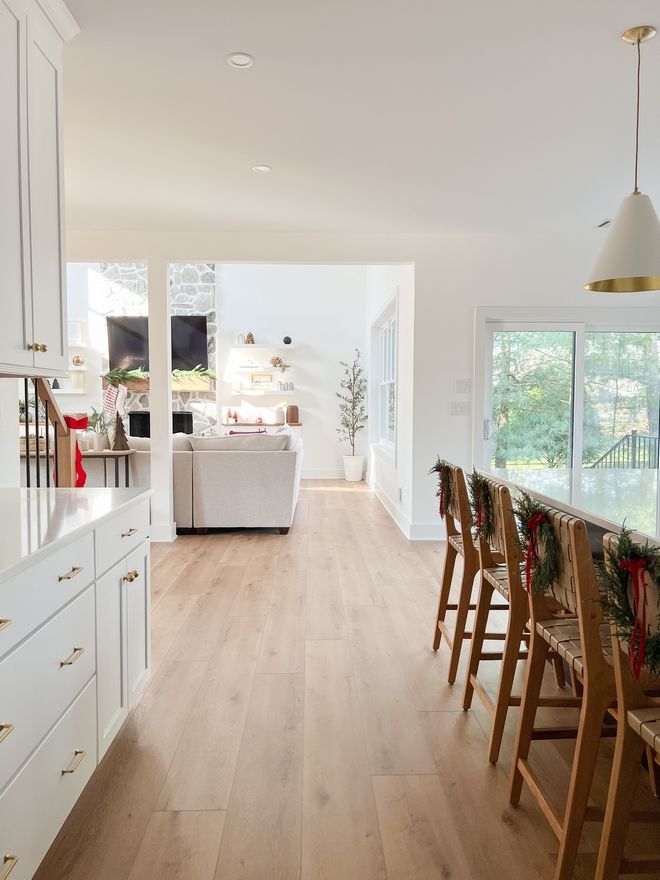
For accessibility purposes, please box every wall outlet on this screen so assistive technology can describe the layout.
[449,400,470,417]
[454,377,472,394]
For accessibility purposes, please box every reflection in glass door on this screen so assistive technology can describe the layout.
[487,330,576,469]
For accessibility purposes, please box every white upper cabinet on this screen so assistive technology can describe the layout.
[0,0,78,377]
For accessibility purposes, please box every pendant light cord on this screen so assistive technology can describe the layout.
[634,37,641,193]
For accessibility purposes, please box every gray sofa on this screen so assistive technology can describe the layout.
[127,431,303,532]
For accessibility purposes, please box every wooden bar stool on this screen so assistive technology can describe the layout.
[432,462,506,685]
[508,504,615,880]
[595,531,660,880]
[462,477,565,765]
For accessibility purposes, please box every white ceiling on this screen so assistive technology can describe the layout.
[62,0,660,234]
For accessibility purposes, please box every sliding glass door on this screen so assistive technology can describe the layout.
[481,324,660,472]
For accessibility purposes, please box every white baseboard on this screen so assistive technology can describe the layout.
[302,468,346,479]
[409,521,445,541]
[150,521,177,542]
[372,481,412,539]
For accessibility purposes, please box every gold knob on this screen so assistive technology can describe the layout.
[0,619,11,631]
[123,569,139,583]
[72,355,84,366]
[0,723,15,744]
[39,343,48,352]
[27,343,38,351]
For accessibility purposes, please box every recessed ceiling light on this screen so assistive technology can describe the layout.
[252,165,272,173]
[227,52,254,68]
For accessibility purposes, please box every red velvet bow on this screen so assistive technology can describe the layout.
[619,557,648,680]
[476,497,483,531]
[525,512,547,593]
[63,415,89,488]
[439,478,445,518]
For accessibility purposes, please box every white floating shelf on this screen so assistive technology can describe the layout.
[230,389,296,397]
[231,344,296,351]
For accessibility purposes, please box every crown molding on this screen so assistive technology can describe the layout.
[36,0,80,42]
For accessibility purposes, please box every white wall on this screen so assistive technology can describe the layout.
[0,382,19,487]
[218,264,368,478]
[67,227,659,540]
[366,265,415,535]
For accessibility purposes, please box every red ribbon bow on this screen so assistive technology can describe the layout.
[619,557,648,680]
[476,497,483,531]
[525,512,547,593]
[439,478,445,518]
[60,415,89,488]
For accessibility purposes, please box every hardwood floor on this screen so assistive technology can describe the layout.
[36,481,660,880]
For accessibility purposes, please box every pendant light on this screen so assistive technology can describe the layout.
[585,25,660,293]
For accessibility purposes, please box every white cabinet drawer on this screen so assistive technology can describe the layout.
[0,678,96,880]
[0,587,95,793]
[0,532,94,660]
[95,501,150,576]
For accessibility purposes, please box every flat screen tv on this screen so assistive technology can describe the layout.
[106,315,208,372]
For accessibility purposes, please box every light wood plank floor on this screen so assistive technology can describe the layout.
[36,481,660,880]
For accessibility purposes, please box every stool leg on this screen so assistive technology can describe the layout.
[595,724,645,880]
[551,654,566,688]
[509,632,549,805]
[433,543,458,651]
[555,684,610,880]
[488,599,526,765]
[447,558,477,685]
[462,573,494,710]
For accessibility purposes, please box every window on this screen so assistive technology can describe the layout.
[377,314,397,444]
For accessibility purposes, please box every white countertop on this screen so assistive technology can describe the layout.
[483,467,660,539]
[0,488,152,582]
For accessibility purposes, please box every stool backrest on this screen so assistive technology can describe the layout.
[443,463,472,539]
[476,473,508,558]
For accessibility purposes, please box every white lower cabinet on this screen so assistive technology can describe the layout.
[0,678,97,880]
[0,493,151,879]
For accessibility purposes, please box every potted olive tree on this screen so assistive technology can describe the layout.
[337,349,368,481]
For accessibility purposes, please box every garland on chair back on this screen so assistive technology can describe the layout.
[599,527,660,679]
[429,457,453,519]
[467,470,494,542]
[514,492,561,595]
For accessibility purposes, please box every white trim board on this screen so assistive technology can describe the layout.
[150,522,177,543]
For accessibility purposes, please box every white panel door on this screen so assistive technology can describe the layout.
[125,542,150,708]
[26,6,66,371]
[0,0,33,371]
[96,560,128,759]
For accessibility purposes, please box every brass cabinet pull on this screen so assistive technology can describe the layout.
[0,723,15,744]
[1,855,18,880]
[60,646,85,668]
[39,344,48,352]
[123,569,140,583]
[0,619,11,632]
[27,343,38,351]
[58,566,83,582]
[61,749,86,775]
[121,528,138,538]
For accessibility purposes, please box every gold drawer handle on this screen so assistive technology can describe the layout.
[60,646,85,667]
[0,619,11,632]
[58,566,83,582]
[121,528,138,538]
[1,855,18,880]
[61,749,86,775]
[123,569,140,583]
[0,723,15,744]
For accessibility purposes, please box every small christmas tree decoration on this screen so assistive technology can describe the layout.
[514,492,561,595]
[468,469,494,542]
[600,526,660,678]
[429,458,454,519]
[112,413,129,451]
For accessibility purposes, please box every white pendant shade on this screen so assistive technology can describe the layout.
[585,192,660,292]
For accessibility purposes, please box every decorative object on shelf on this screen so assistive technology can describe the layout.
[71,354,84,367]
[237,333,245,344]
[337,349,367,481]
[246,331,255,344]
[283,336,292,345]
[112,413,129,451]
[52,378,60,390]
[255,416,263,424]
[514,491,561,594]
[270,355,290,374]
[62,415,89,487]
[467,469,494,541]
[599,526,660,678]
[585,25,660,293]
[286,405,299,424]
[103,366,147,387]
[275,407,285,423]
[429,458,453,519]
[251,372,273,390]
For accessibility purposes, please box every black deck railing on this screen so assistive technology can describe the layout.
[590,430,659,469]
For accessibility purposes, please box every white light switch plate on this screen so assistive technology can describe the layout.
[449,400,470,417]
[454,378,472,394]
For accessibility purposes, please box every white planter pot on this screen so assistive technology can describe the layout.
[343,455,364,482]
[91,432,108,451]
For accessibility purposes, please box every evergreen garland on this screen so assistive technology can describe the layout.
[514,491,561,595]
[467,470,495,542]
[429,457,454,519]
[599,527,660,679]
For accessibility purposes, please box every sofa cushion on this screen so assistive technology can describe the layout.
[190,433,292,451]
[128,432,193,452]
